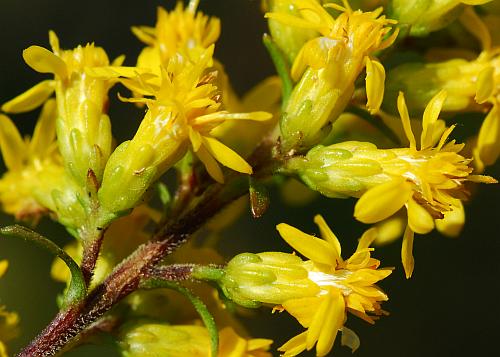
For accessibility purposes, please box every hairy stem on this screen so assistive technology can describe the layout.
[17,138,275,356]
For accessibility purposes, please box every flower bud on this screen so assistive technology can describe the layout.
[389,0,487,36]
[288,142,390,198]
[119,322,272,357]
[266,0,317,63]
[384,60,485,115]
[266,2,397,152]
[218,252,319,308]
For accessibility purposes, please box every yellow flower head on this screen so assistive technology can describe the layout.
[97,47,271,213]
[132,0,220,69]
[219,216,390,357]
[0,261,20,357]
[2,31,119,184]
[354,90,497,277]
[275,216,391,357]
[0,100,64,222]
[268,0,397,150]
[266,0,397,80]
[119,323,272,357]
[386,10,500,171]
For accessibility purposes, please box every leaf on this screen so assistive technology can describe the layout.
[262,34,293,109]
[0,225,86,308]
[249,177,270,218]
[140,279,219,357]
[157,182,172,208]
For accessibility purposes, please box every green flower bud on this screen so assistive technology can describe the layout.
[384,57,494,115]
[287,142,392,198]
[389,0,485,36]
[218,252,319,308]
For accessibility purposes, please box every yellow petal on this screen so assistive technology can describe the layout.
[313,215,341,259]
[459,6,491,51]
[85,66,143,80]
[192,111,272,126]
[0,260,8,277]
[0,114,26,170]
[278,331,307,356]
[283,296,323,327]
[407,196,435,234]
[316,290,345,357]
[357,227,378,250]
[306,295,330,351]
[374,214,406,246]
[397,92,416,150]
[475,104,500,168]
[354,178,412,224]
[201,136,252,174]
[23,46,67,78]
[1,80,55,113]
[475,66,495,104]
[276,223,338,266]
[401,225,415,279]
[421,90,447,149]
[29,99,57,157]
[188,127,202,152]
[48,30,60,54]
[195,144,224,183]
[242,75,282,110]
[435,201,465,238]
[365,58,385,114]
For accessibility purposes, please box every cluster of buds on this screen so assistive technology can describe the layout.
[0,1,497,357]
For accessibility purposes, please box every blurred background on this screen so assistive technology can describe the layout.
[0,1,499,356]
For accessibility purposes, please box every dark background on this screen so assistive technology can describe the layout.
[0,1,499,356]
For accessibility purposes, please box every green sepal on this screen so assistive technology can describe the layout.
[263,34,293,109]
[140,279,218,357]
[0,225,86,308]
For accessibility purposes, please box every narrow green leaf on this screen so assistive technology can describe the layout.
[0,225,86,308]
[141,279,218,357]
[263,34,293,109]
[249,177,270,218]
[157,182,172,208]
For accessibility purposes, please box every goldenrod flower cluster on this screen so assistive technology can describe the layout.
[0,1,498,357]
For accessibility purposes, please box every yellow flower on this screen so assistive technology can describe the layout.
[0,100,64,222]
[275,216,391,356]
[132,0,220,70]
[354,91,497,277]
[119,323,272,357]
[218,216,391,357]
[385,14,500,172]
[97,46,272,214]
[266,0,397,150]
[2,31,120,183]
[0,261,20,357]
[288,91,496,277]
